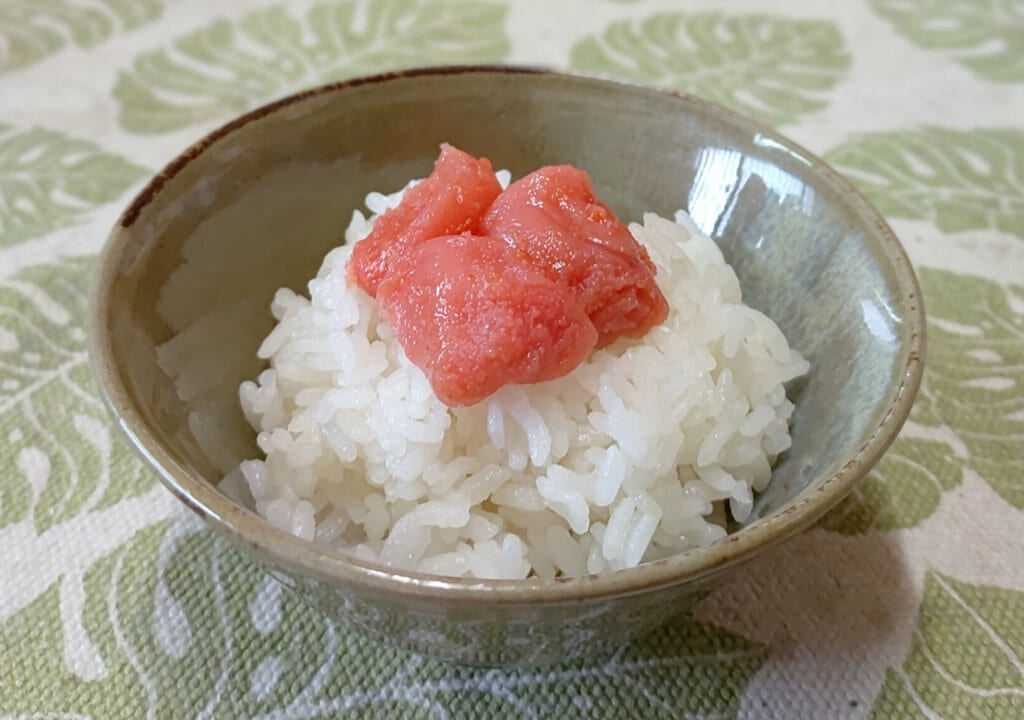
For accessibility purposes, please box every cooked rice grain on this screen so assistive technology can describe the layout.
[231,180,808,580]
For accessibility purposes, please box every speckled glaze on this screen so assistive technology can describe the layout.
[90,67,925,667]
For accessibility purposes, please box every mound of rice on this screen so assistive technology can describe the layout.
[232,176,808,580]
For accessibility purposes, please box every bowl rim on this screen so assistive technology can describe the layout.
[91,65,926,604]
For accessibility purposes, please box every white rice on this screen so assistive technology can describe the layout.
[230,174,809,580]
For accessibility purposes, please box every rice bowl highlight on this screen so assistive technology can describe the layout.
[232,174,809,581]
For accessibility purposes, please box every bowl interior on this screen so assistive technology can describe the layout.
[96,68,920,588]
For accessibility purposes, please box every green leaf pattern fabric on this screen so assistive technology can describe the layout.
[872,0,1024,82]
[0,0,164,72]
[826,129,1024,237]
[869,571,1024,718]
[0,124,146,247]
[569,13,851,126]
[0,258,153,533]
[917,270,1024,509]
[1,1,1022,717]
[114,0,512,134]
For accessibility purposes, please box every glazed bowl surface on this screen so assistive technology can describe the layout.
[91,66,924,666]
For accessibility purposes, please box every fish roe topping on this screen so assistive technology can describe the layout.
[347,145,668,406]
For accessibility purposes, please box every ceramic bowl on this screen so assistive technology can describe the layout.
[91,66,924,667]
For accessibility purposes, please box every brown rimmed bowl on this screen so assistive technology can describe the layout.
[90,66,925,667]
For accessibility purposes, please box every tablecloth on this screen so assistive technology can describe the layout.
[1,1,1022,717]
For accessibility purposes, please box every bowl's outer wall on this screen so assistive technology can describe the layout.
[261,560,715,666]
[95,69,922,665]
